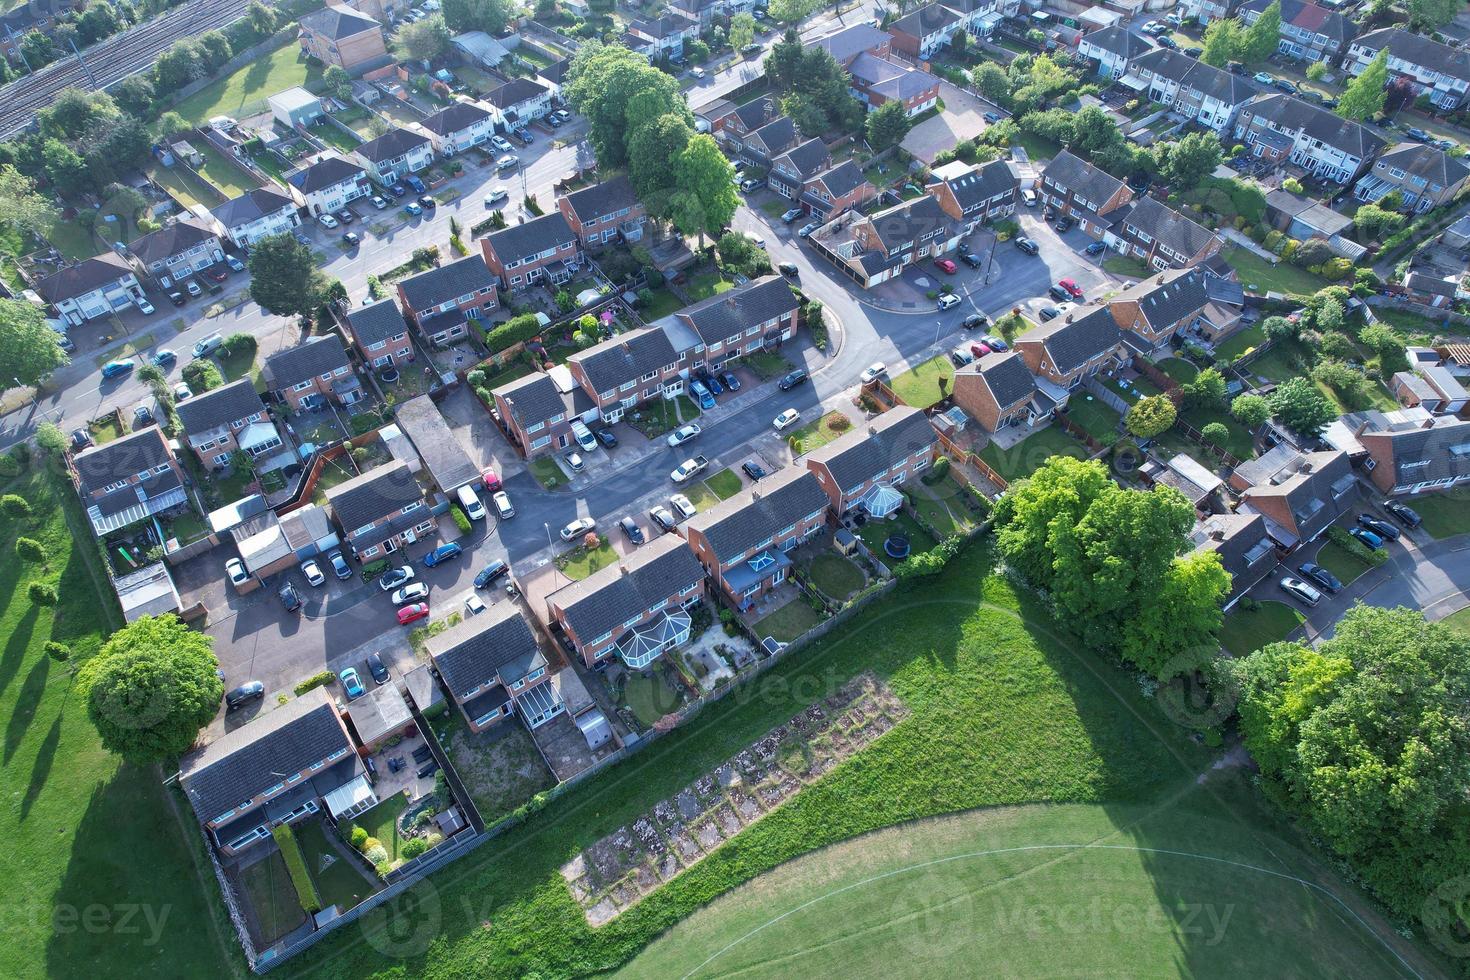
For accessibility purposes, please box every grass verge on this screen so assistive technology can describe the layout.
[1220,600,1304,656]
[705,467,743,500]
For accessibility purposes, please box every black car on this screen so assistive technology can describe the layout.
[279,584,303,612]
[720,370,740,391]
[618,516,645,545]
[69,428,90,449]
[225,681,265,711]
[1297,562,1342,594]
[1227,60,1245,74]
[1273,78,1297,93]
[336,209,355,224]
[1054,216,1074,232]
[168,291,186,306]
[418,196,436,211]
[742,460,766,480]
[959,250,982,269]
[1014,237,1039,255]
[1085,241,1108,256]
[366,652,389,685]
[595,427,618,448]
[1357,513,1401,541]
[1047,284,1070,302]
[778,261,799,277]
[778,369,809,391]
[474,559,509,588]
[962,312,989,330]
[1383,499,1422,528]
[1038,306,1060,321]
[1157,36,1177,50]
[515,128,533,144]
[1184,46,1202,57]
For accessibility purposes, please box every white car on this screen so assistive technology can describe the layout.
[1021,188,1038,207]
[859,362,887,384]
[565,450,585,473]
[173,382,193,401]
[318,212,339,229]
[484,187,508,207]
[1279,576,1322,606]
[749,234,766,249]
[773,408,800,431]
[136,299,155,315]
[465,593,486,616]
[490,135,515,152]
[669,493,696,521]
[493,490,514,519]
[391,582,430,605]
[666,423,702,448]
[225,558,250,588]
[301,560,326,587]
[561,516,597,540]
[690,66,706,78]
[937,293,961,310]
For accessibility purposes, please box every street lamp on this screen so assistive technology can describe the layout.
[545,522,562,586]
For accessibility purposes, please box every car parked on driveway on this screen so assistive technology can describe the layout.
[404,202,423,217]
[742,460,766,480]
[650,505,677,532]
[1349,527,1384,550]
[328,550,352,580]
[618,515,645,545]
[670,493,696,521]
[491,135,514,152]
[225,681,265,711]
[1039,306,1060,321]
[781,207,804,223]
[1297,562,1342,594]
[397,602,429,625]
[1279,576,1322,606]
[367,652,389,684]
[950,345,975,367]
[1357,514,1400,541]
[937,293,961,310]
[279,583,303,612]
[423,542,463,567]
[1383,499,1421,527]
[226,558,250,588]
[474,559,509,588]
[379,566,414,592]
[391,582,430,605]
[301,560,326,586]
[1048,284,1070,302]
[1058,278,1083,299]
[934,258,957,274]
[1014,237,1039,255]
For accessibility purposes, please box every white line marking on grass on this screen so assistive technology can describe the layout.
[679,843,1423,980]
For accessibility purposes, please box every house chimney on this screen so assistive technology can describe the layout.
[1424,415,1436,428]
[1065,313,1074,323]
[1210,529,1226,541]
[1156,274,1166,284]
[1299,460,1313,474]
[1354,418,1372,437]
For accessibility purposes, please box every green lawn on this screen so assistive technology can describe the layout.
[889,355,954,410]
[148,162,225,211]
[1013,131,1062,162]
[1442,606,1470,634]
[637,288,685,321]
[979,425,1088,483]
[1314,540,1371,587]
[1372,307,1460,345]
[313,123,363,155]
[855,509,937,557]
[294,819,375,912]
[215,343,257,385]
[620,669,685,728]
[684,269,734,302]
[705,467,744,500]
[1154,357,1199,384]
[557,535,619,580]
[909,479,977,538]
[1406,491,1470,538]
[1100,374,1159,405]
[804,552,865,601]
[529,456,567,490]
[743,351,794,380]
[348,792,410,861]
[194,143,256,199]
[1064,393,1121,443]
[1214,321,1268,362]
[1102,255,1152,279]
[0,470,233,979]
[1179,405,1255,461]
[626,395,699,438]
[1244,345,1301,384]
[236,850,307,947]
[680,481,720,512]
[790,411,853,455]
[752,597,825,643]
[1224,247,1331,299]
[1220,600,1304,656]
[175,45,324,124]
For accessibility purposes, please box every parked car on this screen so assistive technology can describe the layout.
[689,378,716,409]
[565,450,585,473]
[225,681,265,711]
[342,231,360,246]
[423,542,463,566]
[328,550,352,580]
[317,212,339,229]
[742,460,766,480]
[1297,562,1342,594]
[962,312,990,331]
[484,186,509,208]
[739,177,764,192]
[1253,71,1273,84]
[367,652,389,684]
[1014,237,1039,255]
[1059,278,1084,299]
[1279,576,1322,606]
[404,202,423,217]
[959,250,982,269]
[301,560,326,586]
[983,111,1001,124]
[151,348,176,367]
[397,602,430,625]
[1406,127,1432,142]
[1357,513,1401,541]
[490,135,514,152]
[618,515,645,545]
[279,583,303,612]
[168,291,186,306]
[667,422,702,447]
[465,594,486,616]
[387,183,406,197]
[378,566,415,592]
[1272,78,1296,93]
[937,293,961,310]
[515,127,533,144]
[970,341,993,359]
[561,517,596,540]
[225,254,246,271]
[496,155,518,172]
[704,372,724,396]
[798,221,819,238]
[934,258,957,274]
[669,493,696,521]
[950,346,975,367]
[859,362,887,384]
[417,196,436,211]
[474,559,509,589]
[720,370,741,391]
[1157,36,1178,50]
[773,408,800,430]
[778,261,799,277]
[226,558,250,588]
[101,359,135,379]
[336,209,355,224]
[173,382,192,401]
[492,491,514,519]
[371,195,388,209]
[778,368,808,390]
[1048,284,1070,301]
[1383,499,1421,527]
[1349,527,1384,550]
[1021,188,1038,207]
[596,427,618,448]
[136,298,155,314]
[781,207,804,223]
[650,504,677,532]
[458,485,486,520]
[1085,241,1107,256]
[1054,216,1073,232]
[1039,306,1060,321]
[391,582,430,605]
[481,468,502,492]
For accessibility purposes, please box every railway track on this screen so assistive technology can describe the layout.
[0,0,251,139]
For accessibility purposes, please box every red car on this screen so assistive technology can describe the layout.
[1058,277,1084,299]
[970,341,993,358]
[206,268,228,283]
[481,468,502,492]
[397,602,429,625]
[935,258,957,274]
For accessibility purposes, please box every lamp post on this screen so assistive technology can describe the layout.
[545,522,562,586]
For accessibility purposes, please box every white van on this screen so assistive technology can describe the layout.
[569,419,597,452]
[192,332,223,358]
[457,484,486,521]
[492,490,514,519]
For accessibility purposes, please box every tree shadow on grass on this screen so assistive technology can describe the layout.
[4,653,50,764]
[20,713,60,822]
[0,604,39,698]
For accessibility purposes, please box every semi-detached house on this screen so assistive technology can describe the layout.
[1078,25,1154,79]
[927,158,1017,232]
[483,77,554,129]
[809,193,962,288]
[352,128,434,185]
[427,605,562,732]
[556,175,647,248]
[1016,305,1128,389]
[211,187,301,249]
[1354,142,1470,213]
[174,378,282,468]
[261,333,362,410]
[1107,195,1223,271]
[1039,150,1133,238]
[672,275,801,369]
[800,159,878,219]
[480,211,582,290]
[126,218,225,288]
[1124,49,1262,134]
[35,253,144,324]
[566,325,689,424]
[1237,0,1355,61]
[345,297,415,368]
[1234,94,1386,184]
[418,100,495,156]
[804,405,938,517]
[1329,408,1470,496]
[952,350,1057,433]
[285,155,371,217]
[886,2,961,60]
[325,459,434,561]
[1345,28,1470,111]
[396,254,499,348]
[1232,446,1356,547]
[71,427,189,537]
[768,139,832,201]
[493,370,594,456]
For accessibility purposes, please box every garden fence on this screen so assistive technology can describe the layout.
[1084,378,1132,415]
[161,26,301,111]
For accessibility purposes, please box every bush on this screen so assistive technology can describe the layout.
[0,453,20,479]
[895,535,964,580]
[921,456,951,484]
[223,332,256,355]
[452,506,473,534]
[365,843,389,865]
[27,582,56,606]
[1199,421,1229,447]
[361,559,389,580]
[44,641,69,661]
[1328,524,1388,566]
[182,360,224,393]
[484,313,543,354]
[293,670,335,696]
[273,825,322,912]
[1,494,30,517]
[402,837,429,859]
[15,536,43,561]
[351,826,369,848]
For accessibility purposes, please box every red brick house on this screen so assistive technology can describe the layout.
[261,334,363,411]
[480,212,582,291]
[345,297,416,369]
[427,605,562,732]
[395,255,499,348]
[71,427,189,537]
[324,460,434,561]
[493,370,593,457]
[556,175,647,248]
[566,326,691,424]
[800,160,878,219]
[951,351,1053,433]
[1039,150,1134,238]
[174,378,282,469]
[804,406,938,517]
[670,275,801,369]
[1016,306,1128,389]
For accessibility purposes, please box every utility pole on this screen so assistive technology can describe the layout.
[7,26,30,76]
[68,37,97,89]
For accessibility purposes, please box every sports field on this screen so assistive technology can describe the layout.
[619,799,1419,979]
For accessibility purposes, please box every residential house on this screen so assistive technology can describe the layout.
[737,116,801,168]
[804,406,939,517]
[297,5,389,72]
[285,155,371,217]
[396,254,499,348]
[1181,0,1231,25]
[211,187,301,249]
[493,370,594,456]
[1403,269,1459,308]
[34,253,144,325]
[670,0,753,29]
[952,350,1060,432]
[846,52,942,117]
[1039,150,1134,238]
[926,158,1017,232]
[125,219,224,289]
[811,23,893,65]
[345,298,415,369]
[557,175,647,248]
[1264,188,1356,239]
[710,95,782,148]
[800,160,878,218]
[427,605,562,732]
[1016,305,1128,389]
[886,3,961,60]
[484,77,554,130]
[546,535,706,669]
[1236,0,1355,61]
[339,0,405,23]
[72,427,189,537]
[1190,512,1277,610]
[1232,446,1356,547]
[1346,409,1470,495]
[1345,27,1470,111]
[566,326,687,423]
[174,379,281,469]
[809,194,962,288]
[261,333,363,410]
[0,0,79,60]
[671,275,801,368]
[394,395,479,495]
[1077,24,1154,79]
[684,468,831,609]
[1124,48,1262,133]
[417,100,495,156]
[325,460,434,561]
[768,139,833,200]
[480,211,582,291]
[625,12,699,59]
[1354,142,1470,213]
[269,87,324,130]
[451,29,514,69]
[1108,196,1224,271]
[352,128,434,185]
[1107,267,1242,355]
[1391,363,1469,415]
[1146,452,1224,511]
[1235,94,1386,183]
[177,689,375,858]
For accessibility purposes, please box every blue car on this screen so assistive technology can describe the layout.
[339,667,365,700]
[387,183,407,197]
[704,373,723,396]
[689,379,715,410]
[1085,241,1107,256]
[404,174,427,194]
[1349,527,1384,550]
[423,542,463,567]
[100,359,135,379]
[404,202,423,217]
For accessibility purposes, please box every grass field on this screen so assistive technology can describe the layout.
[529,456,567,490]
[705,467,743,500]
[557,536,619,580]
[1224,247,1330,299]
[889,355,954,410]
[979,425,1088,482]
[193,143,256,199]
[1398,491,1470,539]
[1214,321,1268,362]
[1064,393,1121,443]
[1315,540,1371,587]
[789,411,852,455]
[351,792,410,861]
[752,598,824,643]
[175,45,324,124]
[1442,606,1470,634]
[1220,600,1303,656]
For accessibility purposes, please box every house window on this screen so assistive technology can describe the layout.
[361,546,379,558]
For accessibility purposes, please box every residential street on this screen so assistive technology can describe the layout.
[1297,531,1470,640]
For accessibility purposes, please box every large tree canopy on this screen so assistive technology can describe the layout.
[80,615,223,763]
[248,233,328,318]
[0,298,68,391]
[567,44,687,172]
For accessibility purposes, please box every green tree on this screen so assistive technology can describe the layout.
[1305,60,1327,82]
[1069,105,1123,160]
[441,0,514,33]
[1126,394,1178,439]
[39,88,117,140]
[1199,421,1229,446]
[248,233,328,319]
[764,28,804,92]
[1360,322,1408,373]
[395,13,451,61]
[865,100,910,151]
[1268,376,1336,437]
[1241,0,1281,63]
[670,134,738,247]
[114,75,155,116]
[1156,131,1222,188]
[1182,366,1227,409]
[246,0,277,35]
[767,0,819,23]
[0,299,67,393]
[19,30,55,70]
[34,421,66,455]
[686,39,710,63]
[1407,0,1460,29]
[628,113,691,207]
[973,62,1011,104]
[1200,18,1242,67]
[729,11,756,50]
[0,165,57,235]
[79,615,223,764]
[567,44,684,171]
[1338,48,1388,121]
[1352,202,1404,240]
[153,39,205,90]
[324,65,352,100]
[1231,393,1271,428]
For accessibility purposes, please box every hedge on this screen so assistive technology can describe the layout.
[451,506,473,534]
[484,313,543,355]
[1327,525,1389,567]
[293,670,335,696]
[271,824,322,912]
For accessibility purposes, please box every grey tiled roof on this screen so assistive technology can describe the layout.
[847,53,940,102]
[178,688,349,824]
[1042,150,1127,209]
[35,253,135,303]
[300,4,379,39]
[937,159,1016,212]
[1353,27,1470,81]
[286,155,366,194]
[346,298,410,347]
[324,460,423,532]
[1191,511,1271,588]
[864,194,953,253]
[419,101,491,136]
[427,604,544,697]
[772,138,831,181]
[730,95,780,131]
[562,175,639,225]
[261,334,351,390]
[1239,0,1354,44]
[397,255,497,313]
[744,116,799,158]
[811,23,890,64]
[483,211,577,265]
[1241,94,1386,159]
[128,218,218,265]
[629,11,696,37]
[569,326,678,394]
[494,371,568,427]
[1129,48,1260,105]
[890,2,958,38]
[810,160,869,199]
[354,127,429,164]
[1081,24,1153,59]
[1375,142,1470,190]
[1115,267,1212,330]
[1362,415,1470,484]
[549,535,705,644]
[484,77,549,110]
[73,427,173,490]
[211,187,294,229]
[1028,306,1123,374]
[675,275,799,346]
[686,468,829,561]
[1119,197,1219,260]
[805,406,936,492]
[965,351,1037,410]
[174,378,265,435]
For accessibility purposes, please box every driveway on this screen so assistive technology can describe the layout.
[1297,532,1470,640]
[900,81,1006,165]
